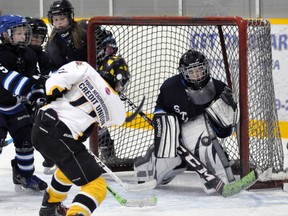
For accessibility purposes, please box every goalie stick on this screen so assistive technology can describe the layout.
[122,96,257,197]
[107,185,157,207]
[178,144,257,197]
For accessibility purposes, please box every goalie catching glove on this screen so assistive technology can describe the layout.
[205,86,238,128]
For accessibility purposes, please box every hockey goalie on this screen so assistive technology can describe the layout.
[134,50,239,194]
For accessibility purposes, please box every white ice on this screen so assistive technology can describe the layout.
[1,139,288,216]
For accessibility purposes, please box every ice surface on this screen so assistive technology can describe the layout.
[1,139,288,215]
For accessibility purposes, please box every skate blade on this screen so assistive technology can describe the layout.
[14,184,45,194]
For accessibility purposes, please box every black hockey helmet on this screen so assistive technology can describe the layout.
[26,17,48,44]
[101,35,118,56]
[47,0,74,25]
[98,55,131,93]
[96,30,118,67]
[178,50,210,89]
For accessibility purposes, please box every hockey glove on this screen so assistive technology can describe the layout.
[31,97,46,118]
[26,84,45,104]
[220,86,237,111]
[26,85,46,118]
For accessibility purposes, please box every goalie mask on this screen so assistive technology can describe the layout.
[48,0,74,33]
[178,50,210,90]
[98,55,131,93]
[0,14,32,47]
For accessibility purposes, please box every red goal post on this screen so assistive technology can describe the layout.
[87,16,287,189]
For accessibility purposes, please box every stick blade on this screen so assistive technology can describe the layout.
[107,184,157,207]
[222,170,257,197]
[125,96,145,122]
[124,196,157,207]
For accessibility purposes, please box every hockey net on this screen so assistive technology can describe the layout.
[87,16,287,188]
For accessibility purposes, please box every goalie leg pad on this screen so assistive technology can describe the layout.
[134,154,182,187]
[181,114,235,187]
[135,113,182,186]
[153,113,180,158]
[134,146,182,187]
[161,165,186,185]
[204,114,235,183]
[181,114,209,153]
[153,156,182,187]
[134,145,156,184]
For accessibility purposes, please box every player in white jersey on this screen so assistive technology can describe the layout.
[32,56,130,216]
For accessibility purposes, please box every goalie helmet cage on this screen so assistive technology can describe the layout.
[87,16,287,189]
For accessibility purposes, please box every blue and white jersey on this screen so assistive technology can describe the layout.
[0,64,35,114]
[0,43,40,114]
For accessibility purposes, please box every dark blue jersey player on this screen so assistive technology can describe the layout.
[0,14,47,192]
[134,50,239,194]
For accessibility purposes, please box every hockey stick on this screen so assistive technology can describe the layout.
[8,137,156,203]
[121,94,146,123]
[120,94,152,124]
[2,138,13,146]
[178,144,257,197]
[93,152,157,191]
[8,128,155,192]
[122,96,257,197]
[107,185,157,207]
[6,138,13,145]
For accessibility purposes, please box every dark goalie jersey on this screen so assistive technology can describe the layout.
[154,74,227,123]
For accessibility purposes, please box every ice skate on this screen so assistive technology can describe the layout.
[0,139,10,154]
[39,191,68,216]
[11,159,47,192]
[43,160,57,175]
